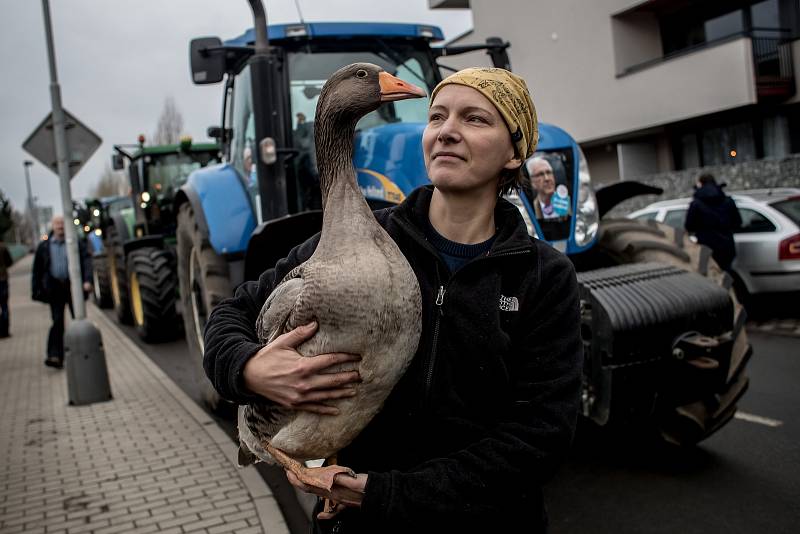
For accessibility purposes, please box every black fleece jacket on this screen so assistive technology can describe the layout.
[203,186,583,533]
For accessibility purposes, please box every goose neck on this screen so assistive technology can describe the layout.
[315,106,359,206]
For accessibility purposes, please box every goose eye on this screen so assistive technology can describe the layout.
[356,69,368,79]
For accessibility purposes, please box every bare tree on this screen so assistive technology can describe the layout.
[92,164,127,198]
[152,96,185,145]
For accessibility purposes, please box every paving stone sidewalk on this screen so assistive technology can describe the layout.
[0,255,289,534]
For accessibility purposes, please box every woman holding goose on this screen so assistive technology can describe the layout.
[204,65,582,533]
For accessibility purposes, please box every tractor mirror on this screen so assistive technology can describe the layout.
[190,37,225,85]
[111,153,124,171]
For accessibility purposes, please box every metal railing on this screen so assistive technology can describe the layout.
[618,29,796,100]
[751,34,795,99]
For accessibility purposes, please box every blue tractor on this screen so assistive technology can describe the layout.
[180,0,749,445]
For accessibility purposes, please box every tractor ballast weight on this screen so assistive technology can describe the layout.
[577,262,748,443]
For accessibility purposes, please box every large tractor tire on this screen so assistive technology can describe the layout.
[176,202,232,412]
[584,218,751,445]
[127,247,179,342]
[106,224,132,324]
[91,252,113,309]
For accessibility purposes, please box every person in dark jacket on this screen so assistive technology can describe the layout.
[31,215,92,368]
[0,240,13,338]
[685,173,742,271]
[203,68,583,533]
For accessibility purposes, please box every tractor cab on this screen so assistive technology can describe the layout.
[114,137,222,239]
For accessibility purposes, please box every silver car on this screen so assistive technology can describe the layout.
[628,188,800,296]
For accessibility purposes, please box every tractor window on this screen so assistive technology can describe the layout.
[146,151,221,198]
[287,48,434,128]
[231,65,257,189]
[286,44,437,211]
[521,150,574,242]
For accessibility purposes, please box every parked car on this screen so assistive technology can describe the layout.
[628,188,800,297]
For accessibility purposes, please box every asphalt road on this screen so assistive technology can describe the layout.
[106,309,800,534]
[547,331,800,534]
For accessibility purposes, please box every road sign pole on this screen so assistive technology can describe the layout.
[41,0,85,320]
[39,0,112,405]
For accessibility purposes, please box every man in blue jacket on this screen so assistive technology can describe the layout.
[31,215,92,368]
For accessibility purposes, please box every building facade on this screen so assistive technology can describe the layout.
[431,0,800,192]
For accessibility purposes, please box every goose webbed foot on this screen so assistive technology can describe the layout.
[265,444,355,492]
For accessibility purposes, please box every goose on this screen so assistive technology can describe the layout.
[237,63,425,493]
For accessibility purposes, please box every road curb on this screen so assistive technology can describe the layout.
[88,304,289,534]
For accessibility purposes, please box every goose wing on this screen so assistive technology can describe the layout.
[239,264,306,466]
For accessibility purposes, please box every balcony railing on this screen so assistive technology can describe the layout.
[751,32,795,100]
[619,29,796,101]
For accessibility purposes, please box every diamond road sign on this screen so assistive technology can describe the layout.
[22,109,102,179]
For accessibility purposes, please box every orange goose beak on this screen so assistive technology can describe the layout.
[378,71,427,102]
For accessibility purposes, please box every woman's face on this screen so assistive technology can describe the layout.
[423,84,520,196]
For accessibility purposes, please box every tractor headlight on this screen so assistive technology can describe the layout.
[574,144,598,247]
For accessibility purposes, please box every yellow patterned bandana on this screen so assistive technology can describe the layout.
[430,67,538,160]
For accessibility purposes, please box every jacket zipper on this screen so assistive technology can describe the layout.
[424,263,447,405]
[422,248,531,405]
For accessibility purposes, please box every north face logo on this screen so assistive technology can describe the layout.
[499,295,519,312]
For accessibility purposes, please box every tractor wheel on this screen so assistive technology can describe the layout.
[127,247,179,342]
[586,218,751,446]
[106,225,132,324]
[91,252,113,309]
[177,202,232,412]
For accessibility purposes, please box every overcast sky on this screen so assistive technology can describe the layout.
[0,0,471,217]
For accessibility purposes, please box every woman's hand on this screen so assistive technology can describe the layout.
[243,321,361,414]
[286,469,368,519]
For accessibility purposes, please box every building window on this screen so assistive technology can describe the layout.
[680,133,701,169]
[763,115,791,158]
[751,0,781,36]
[673,106,799,170]
[701,123,756,166]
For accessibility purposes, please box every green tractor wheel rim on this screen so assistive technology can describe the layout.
[189,246,206,352]
[109,255,121,307]
[93,269,102,302]
[130,272,144,327]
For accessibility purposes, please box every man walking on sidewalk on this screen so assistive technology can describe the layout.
[0,239,13,338]
[31,215,92,368]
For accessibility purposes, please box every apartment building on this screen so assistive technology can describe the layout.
[431,0,800,186]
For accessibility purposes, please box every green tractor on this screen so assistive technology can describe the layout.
[108,136,222,341]
[82,195,133,309]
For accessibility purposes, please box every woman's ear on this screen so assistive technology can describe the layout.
[504,156,523,172]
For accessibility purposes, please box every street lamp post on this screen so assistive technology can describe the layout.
[41,0,85,320]
[23,160,38,247]
[39,0,111,405]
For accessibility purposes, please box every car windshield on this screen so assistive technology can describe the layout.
[771,197,800,226]
[632,211,658,221]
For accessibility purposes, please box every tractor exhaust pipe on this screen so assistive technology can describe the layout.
[248,0,269,55]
